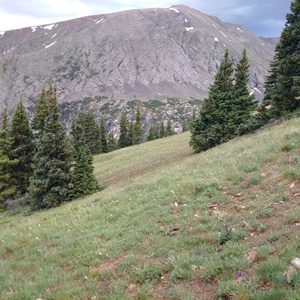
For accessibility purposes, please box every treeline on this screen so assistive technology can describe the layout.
[190,0,300,153]
[0,84,101,212]
[70,103,191,156]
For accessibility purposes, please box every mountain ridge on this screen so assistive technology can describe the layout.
[0,5,278,132]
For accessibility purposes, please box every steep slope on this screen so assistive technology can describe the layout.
[2,117,300,299]
[0,5,277,128]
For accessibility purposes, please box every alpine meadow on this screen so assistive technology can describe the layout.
[0,0,300,299]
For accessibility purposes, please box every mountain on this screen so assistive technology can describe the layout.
[0,5,278,132]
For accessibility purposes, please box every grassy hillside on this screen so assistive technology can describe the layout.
[2,118,300,299]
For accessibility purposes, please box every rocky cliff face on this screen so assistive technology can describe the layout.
[0,5,278,133]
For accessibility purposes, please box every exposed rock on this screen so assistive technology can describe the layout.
[261,173,267,177]
[243,251,257,262]
[240,221,252,231]
[285,265,297,283]
[0,5,277,133]
[291,258,300,270]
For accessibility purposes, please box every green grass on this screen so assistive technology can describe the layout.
[2,118,300,299]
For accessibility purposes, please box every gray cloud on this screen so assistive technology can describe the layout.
[0,0,292,36]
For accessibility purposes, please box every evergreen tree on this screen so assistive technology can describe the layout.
[159,121,165,138]
[10,99,34,194]
[95,124,102,154]
[233,49,258,124]
[263,55,280,106]
[72,145,99,199]
[267,0,300,113]
[133,104,144,144]
[29,93,74,209]
[165,118,174,136]
[31,83,59,134]
[192,110,197,121]
[147,124,155,141]
[127,121,134,146]
[0,109,18,207]
[84,111,99,155]
[108,131,118,152]
[182,120,188,132]
[100,118,108,153]
[190,49,235,152]
[118,111,128,148]
[154,123,160,139]
[70,111,85,153]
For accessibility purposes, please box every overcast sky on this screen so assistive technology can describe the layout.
[0,0,292,37]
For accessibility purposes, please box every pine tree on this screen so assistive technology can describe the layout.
[147,124,155,141]
[95,124,102,154]
[165,118,174,136]
[159,121,165,138]
[268,0,300,113]
[155,123,160,139]
[70,111,85,153]
[118,111,128,148]
[84,111,99,155]
[31,83,59,134]
[233,49,258,124]
[0,109,19,207]
[100,118,108,153]
[190,49,234,152]
[72,145,99,199]
[182,120,188,132]
[127,121,134,146]
[133,104,144,144]
[29,92,74,209]
[10,99,34,194]
[108,131,118,152]
[192,110,196,121]
[263,54,280,106]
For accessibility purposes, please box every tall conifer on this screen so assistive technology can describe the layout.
[159,121,165,138]
[118,111,128,148]
[165,118,174,136]
[0,109,18,207]
[133,104,143,144]
[84,111,99,155]
[70,111,85,153]
[267,0,300,113]
[127,121,134,146]
[72,145,99,199]
[10,99,34,194]
[29,88,74,209]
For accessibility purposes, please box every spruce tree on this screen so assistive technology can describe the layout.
[10,99,34,194]
[147,124,155,141]
[190,49,234,152]
[29,92,74,209]
[182,120,188,132]
[108,131,118,152]
[100,118,108,153]
[192,110,196,121]
[127,121,134,146]
[72,145,99,199]
[118,111,128,148]
[31,83,59,134]
[95,124,102,154]
[0,109,19,208]
[70,111,85,153]
[159,121,165,138]
[84,111,99,155]
[233,49,258,124]
[133,104,144,144]
[155,123,160,139]
[165,118,174,136]
[263,55,280,106]
[268,0,300,113]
